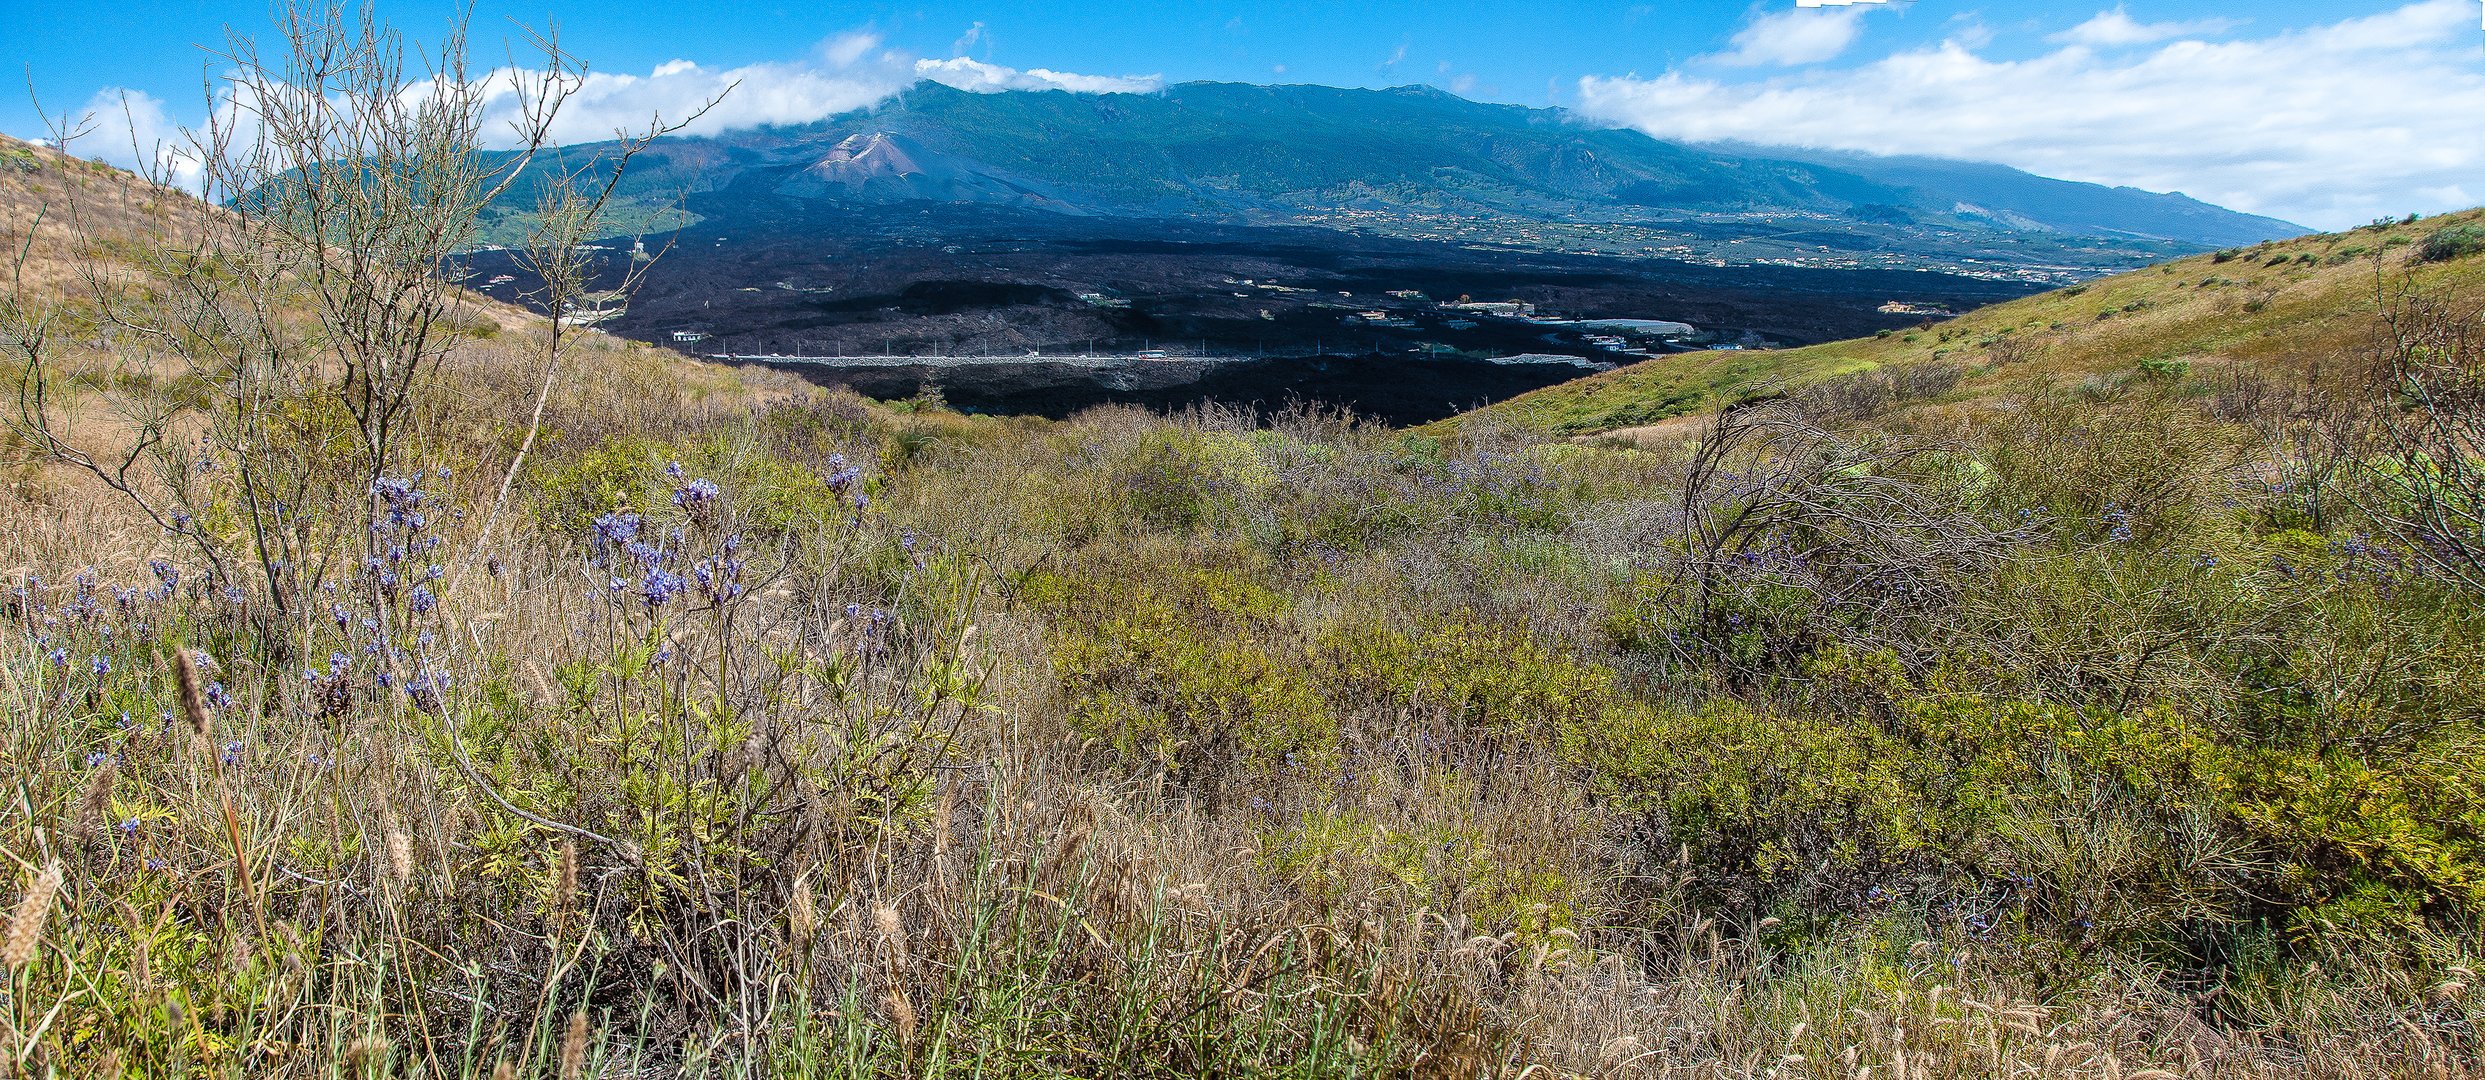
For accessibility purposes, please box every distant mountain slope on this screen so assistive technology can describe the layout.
[1451,209,2484,438]
[481,81,2301,277]
[1718,143,2307,248]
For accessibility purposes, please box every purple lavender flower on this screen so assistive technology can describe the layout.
[673,478,720,512]
[625,540,664,570]
[640,568,687,609]
[825,454,863,491]
[591,511,643,561]
[403,668,450,713]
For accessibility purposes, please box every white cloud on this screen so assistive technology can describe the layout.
[950,22,987,57]
[912,58,1161,95]
[57,88,206,190]
[817,31,883,68]
[1578,0,2485,229]
[2050,6,2241,47]
[1717,6,1874,67]
[58,29,1163,170]
[484,43,1157,141]
[441,51,907,149]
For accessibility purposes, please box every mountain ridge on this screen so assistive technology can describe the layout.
[480,80,2303,277]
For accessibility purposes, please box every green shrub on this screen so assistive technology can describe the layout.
[532,436,663,533]
[2416,224,2485,263]
[2137,355,2190,381]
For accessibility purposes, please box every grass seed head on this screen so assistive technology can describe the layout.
[74,759,116,841]
[173,647,209,741]
[872,902,909,966]
[386,826,415,885]
[885,986,918,1051]
[345,1035,392,1068]
[559,1008,589,1080]
[3,860,63,970]
[555,837,579,917]
[789,871,818,943]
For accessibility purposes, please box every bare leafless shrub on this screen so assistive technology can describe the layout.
[1789,361,1965,424]
[2356,277,2485,590]
[2198,364,2369,532]
[1606,399,2026,679]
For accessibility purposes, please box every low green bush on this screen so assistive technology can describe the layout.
[2417,224,2485,263]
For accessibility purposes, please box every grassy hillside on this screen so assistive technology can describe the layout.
[6,121,2485,1080]
[1468,208,2485,438]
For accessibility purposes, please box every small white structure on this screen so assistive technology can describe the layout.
[1561,319,1696,337]
[1446,300,1536,318]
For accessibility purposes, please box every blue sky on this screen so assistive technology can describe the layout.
[12,1,2483,227]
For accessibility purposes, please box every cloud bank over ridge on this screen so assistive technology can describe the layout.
[55,29,1160,184]
[1577,0,2484,229]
